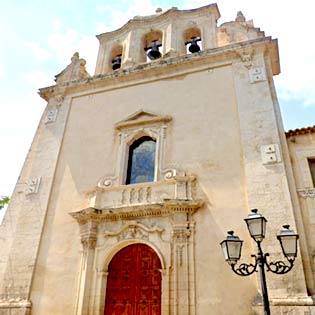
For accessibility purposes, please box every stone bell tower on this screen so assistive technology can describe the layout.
[1,3,314,315]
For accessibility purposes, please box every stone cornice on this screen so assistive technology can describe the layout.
[70,199,203,223]
[96,4,220,41]
[39,37,279,101]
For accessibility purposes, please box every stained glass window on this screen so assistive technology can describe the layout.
[126,136,156,184]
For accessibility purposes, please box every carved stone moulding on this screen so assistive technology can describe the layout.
[0,300,32,315]
[70,198,203,223]
[104,220,165,242]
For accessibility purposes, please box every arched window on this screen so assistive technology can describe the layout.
[126,136,156,185]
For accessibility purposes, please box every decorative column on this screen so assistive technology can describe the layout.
[74,220,98,315]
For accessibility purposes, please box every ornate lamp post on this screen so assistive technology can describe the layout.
[220,209,299,315]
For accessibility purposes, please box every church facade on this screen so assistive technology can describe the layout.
[1,3,315,315]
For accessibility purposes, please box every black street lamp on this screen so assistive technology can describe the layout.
[220,209,299,315]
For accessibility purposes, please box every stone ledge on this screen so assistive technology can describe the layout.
[0,300,31,309]
[253,296,315,306]
[70,199,203,223]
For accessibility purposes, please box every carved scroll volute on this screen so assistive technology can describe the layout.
[79,220,98,249]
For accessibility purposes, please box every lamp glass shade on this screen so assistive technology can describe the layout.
[277,225,299,259]
[220,231,243,265]
[244,209,267,242]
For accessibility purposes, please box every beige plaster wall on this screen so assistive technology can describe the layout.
[29,65,258,315]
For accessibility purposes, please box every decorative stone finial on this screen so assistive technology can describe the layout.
[235,11,246,23]
[155,8,162,13]
[71,52,80,62]
[54,52,90,85]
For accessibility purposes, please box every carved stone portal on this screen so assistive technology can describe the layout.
[70,168,203,315]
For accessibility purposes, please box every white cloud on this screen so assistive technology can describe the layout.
[23,70,55,88]
[25,41,52,61]
[46,28,98,74]
[0,64,5,80]
[47,28,79,61]
[53,17,62,32]
[96,0,156,33]
[0,92,44,197]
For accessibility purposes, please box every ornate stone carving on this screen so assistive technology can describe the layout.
[26,177,41,195]
[237,48,254,69]
[172,224,191,244]
[297,188,315,198]
[235,11,246,24]
[55,95,64,106]
[70,199,203,223]
[79,220,98,249]
[55,52,90,84]
[98,176,118,188]
[45,109,58,123]
[249,67,266,84]
[0,284,31,311]
[104,221,164,241]
[260,144,281,164]
[162,168,185,180]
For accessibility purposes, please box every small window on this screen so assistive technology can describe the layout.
[126,136,156,185]
[308,159,315,186]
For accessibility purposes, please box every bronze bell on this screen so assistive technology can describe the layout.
[185,37,201,53]
[112,54,122,70]
[144,40,162,60]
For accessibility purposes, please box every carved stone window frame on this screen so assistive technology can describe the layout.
[114,110,172,186]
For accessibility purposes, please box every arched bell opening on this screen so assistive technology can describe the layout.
[184,27,202,54]
[110,45,123,71]
[143,30,163,62]
[104,243,162,315]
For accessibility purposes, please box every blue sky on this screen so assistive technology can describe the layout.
[1,0,315,198]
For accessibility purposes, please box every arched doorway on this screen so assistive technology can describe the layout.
[104,244,162,315]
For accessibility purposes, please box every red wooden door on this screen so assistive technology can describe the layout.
[104,244,162,315]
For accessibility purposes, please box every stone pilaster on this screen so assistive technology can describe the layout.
[171,216,196,315]
[74,220,98,315]
[0,93,70,315]
[232,51,308,299]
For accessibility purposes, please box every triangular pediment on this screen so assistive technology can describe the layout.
[115,109,172,130]
[123,110,157,122]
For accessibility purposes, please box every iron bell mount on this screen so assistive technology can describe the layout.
[112,54,122,70]
[185,37,201,53]
[144,40,162,60]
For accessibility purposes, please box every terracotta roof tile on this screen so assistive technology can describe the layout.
[286,125,315,137]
